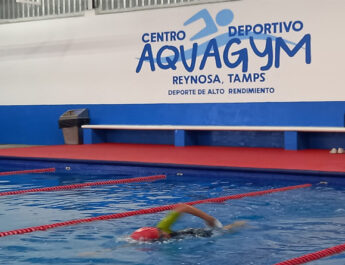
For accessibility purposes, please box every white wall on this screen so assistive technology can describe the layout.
[0,0,344,105]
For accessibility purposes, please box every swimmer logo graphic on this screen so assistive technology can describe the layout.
[136,8,312,99]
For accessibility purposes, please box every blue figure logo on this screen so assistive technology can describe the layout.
[135,8,310,73]
[184,9,234,41]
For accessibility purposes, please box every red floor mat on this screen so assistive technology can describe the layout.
[0,143,344,173]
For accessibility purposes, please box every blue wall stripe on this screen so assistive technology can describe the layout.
[0,101,344,145]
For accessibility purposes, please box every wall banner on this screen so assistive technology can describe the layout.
[136,6,310,102]
[0,0,344,105]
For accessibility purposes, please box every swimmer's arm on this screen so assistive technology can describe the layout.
[173,204,218,228]
[223,221,246,231]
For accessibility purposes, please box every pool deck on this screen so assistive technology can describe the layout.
[0,143,344,175]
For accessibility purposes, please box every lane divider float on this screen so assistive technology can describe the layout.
[0,175,166,197]
[0,183,311,237]
[0,168,56,176]
[273,242,345,265]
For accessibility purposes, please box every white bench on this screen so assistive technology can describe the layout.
[82,125,345,150]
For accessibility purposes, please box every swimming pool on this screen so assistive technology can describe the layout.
[0,161,344,265]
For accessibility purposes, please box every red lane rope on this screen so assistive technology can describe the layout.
[0,175,166,197]
[0,168,56,176]
[274,242,345,265]
[0,183,311,238]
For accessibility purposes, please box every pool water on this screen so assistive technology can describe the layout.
[0,164,344,265]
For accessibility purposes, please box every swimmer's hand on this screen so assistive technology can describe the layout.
[213,219,223,229]
[223,221,246,231]
[204,217,223,229]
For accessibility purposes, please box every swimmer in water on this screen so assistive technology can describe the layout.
[78,204,245,257]
[131,204,246,241]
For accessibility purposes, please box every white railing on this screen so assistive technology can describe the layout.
[0,0,235,23]
[0,0,88,23]
[96,0,191,13]
[95,0,230,14]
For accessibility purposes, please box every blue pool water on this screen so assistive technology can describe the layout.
[0,161,344,265]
